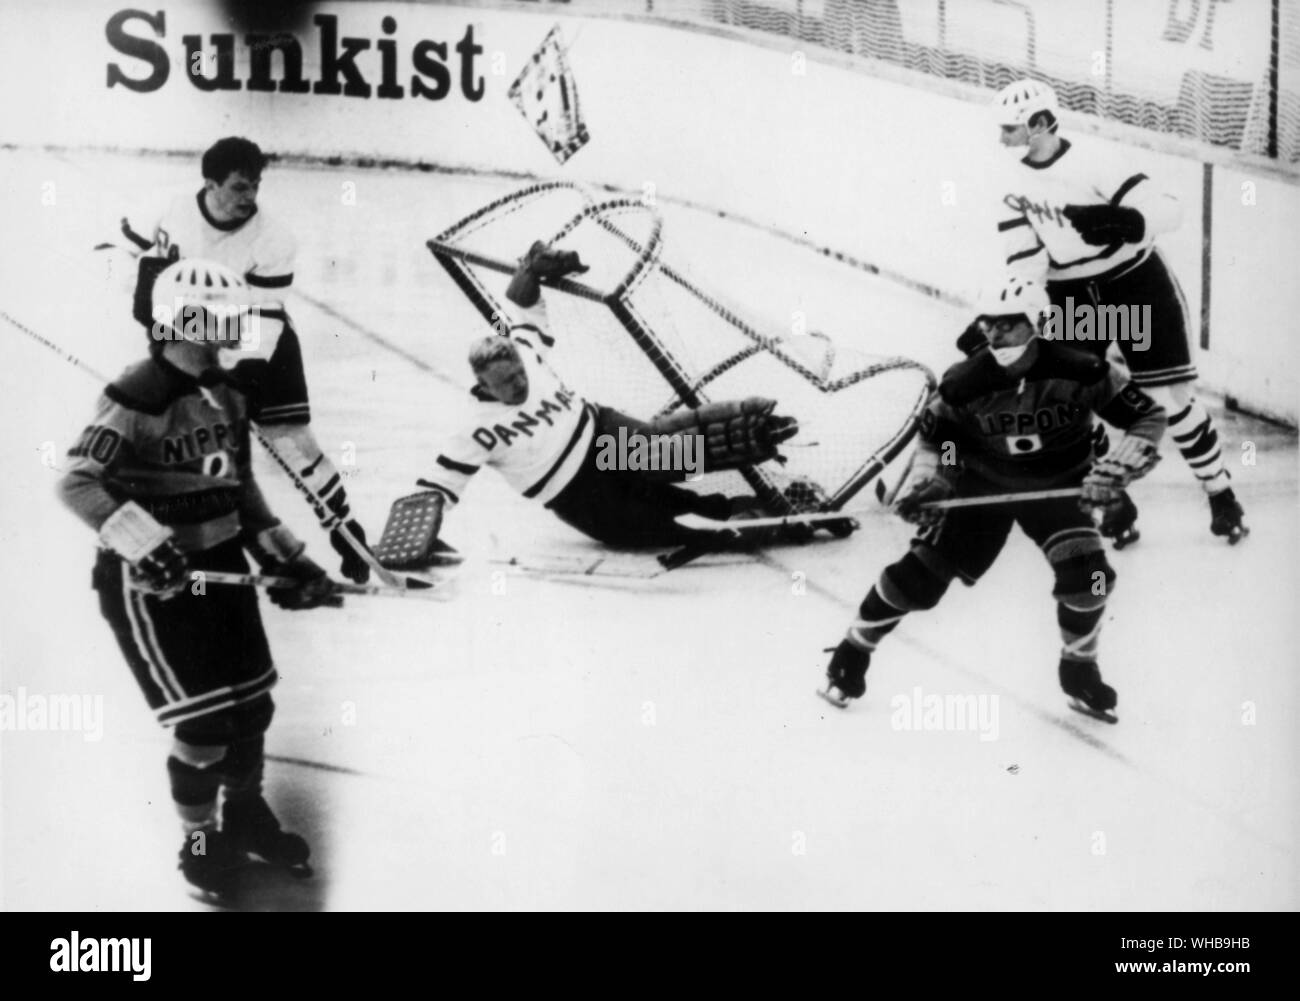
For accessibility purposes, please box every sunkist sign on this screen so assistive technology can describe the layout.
[104,9,485,101]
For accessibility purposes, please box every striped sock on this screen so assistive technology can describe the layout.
[1058,601,1105,662]
[847,586,908,650]
[1168,399,1230,495]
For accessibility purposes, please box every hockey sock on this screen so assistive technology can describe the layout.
[220,735,265,804]
[850,551,952,648]
[167,754,223,833]
[1058,601,1105,662]
[847,587,906,650]
[1168,399,1230,495]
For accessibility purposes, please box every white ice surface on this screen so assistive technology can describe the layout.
[0,150,1296,911]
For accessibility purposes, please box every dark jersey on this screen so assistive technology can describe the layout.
[59,353,277,553]
[920,341,1166,489]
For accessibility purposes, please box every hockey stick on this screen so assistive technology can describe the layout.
[245,425,426,589]
[195,570,452,601]
[673,487,1084,532]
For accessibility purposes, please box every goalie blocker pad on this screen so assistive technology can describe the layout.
[375,491,452,570]
[649,397,798,472]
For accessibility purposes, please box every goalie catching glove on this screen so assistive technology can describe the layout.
[651,398,798,471]
[244,524,343,610]
[506,240,590,308]
[1080,434,1161,514]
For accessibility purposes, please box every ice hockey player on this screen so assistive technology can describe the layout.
[57,259,341,896]
[110,136,375,580]
[990,78,1245,545]
[821,275,1167,721]
[378,241,799,566]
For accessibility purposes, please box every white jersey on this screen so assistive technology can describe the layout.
[420,305,596,507]
[120,187,297,360]
[997,138,1182,283]
[121,187,296,296]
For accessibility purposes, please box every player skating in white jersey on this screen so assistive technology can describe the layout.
[114,137,375,581]
[988,79,1246,545]
[372,242,798,570]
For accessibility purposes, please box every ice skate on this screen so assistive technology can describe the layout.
[1059,657,1118,723]
[1208,487,1248,544]
[178,827,250,897]
[222,796,312,876]
[818,639,871,708]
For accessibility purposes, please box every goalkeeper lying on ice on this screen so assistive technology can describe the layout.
[375,241,800,570]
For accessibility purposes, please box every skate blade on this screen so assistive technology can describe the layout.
[1068,699,1118,724]
[816,686,851,709]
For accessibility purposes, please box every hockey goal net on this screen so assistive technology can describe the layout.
[427,182,934,514]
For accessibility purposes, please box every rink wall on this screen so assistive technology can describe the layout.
[3,0,1295,423]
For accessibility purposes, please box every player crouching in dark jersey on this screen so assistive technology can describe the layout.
[820,276,1167,721]
[57,259,340,896]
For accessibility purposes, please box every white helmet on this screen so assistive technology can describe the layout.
[974,274,1050,327]
[991,78,1059,128]
[150,258,251,345]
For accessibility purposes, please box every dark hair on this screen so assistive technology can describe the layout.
[1027,110,1059,134]
[201,137,268,184]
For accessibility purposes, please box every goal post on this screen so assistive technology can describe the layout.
[427,182,936,514]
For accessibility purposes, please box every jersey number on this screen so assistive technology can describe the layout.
[69,425,122,464]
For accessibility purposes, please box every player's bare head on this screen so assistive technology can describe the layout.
[202,137,268,184]
[202,137,266,221]
[470,338,529,405]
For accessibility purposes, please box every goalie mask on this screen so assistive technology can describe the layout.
[150,258,254,349]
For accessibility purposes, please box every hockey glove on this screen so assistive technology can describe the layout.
[506,240,590,308]
[132,244,180,330]
[1062,204,1145,246]
[99,501,189,598]
[329,519,372,584]
[891,449,955,527]
[894,476,954,526]
[650,398,799,471]
[1080,434,1160,514]
[246,525,344,610]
